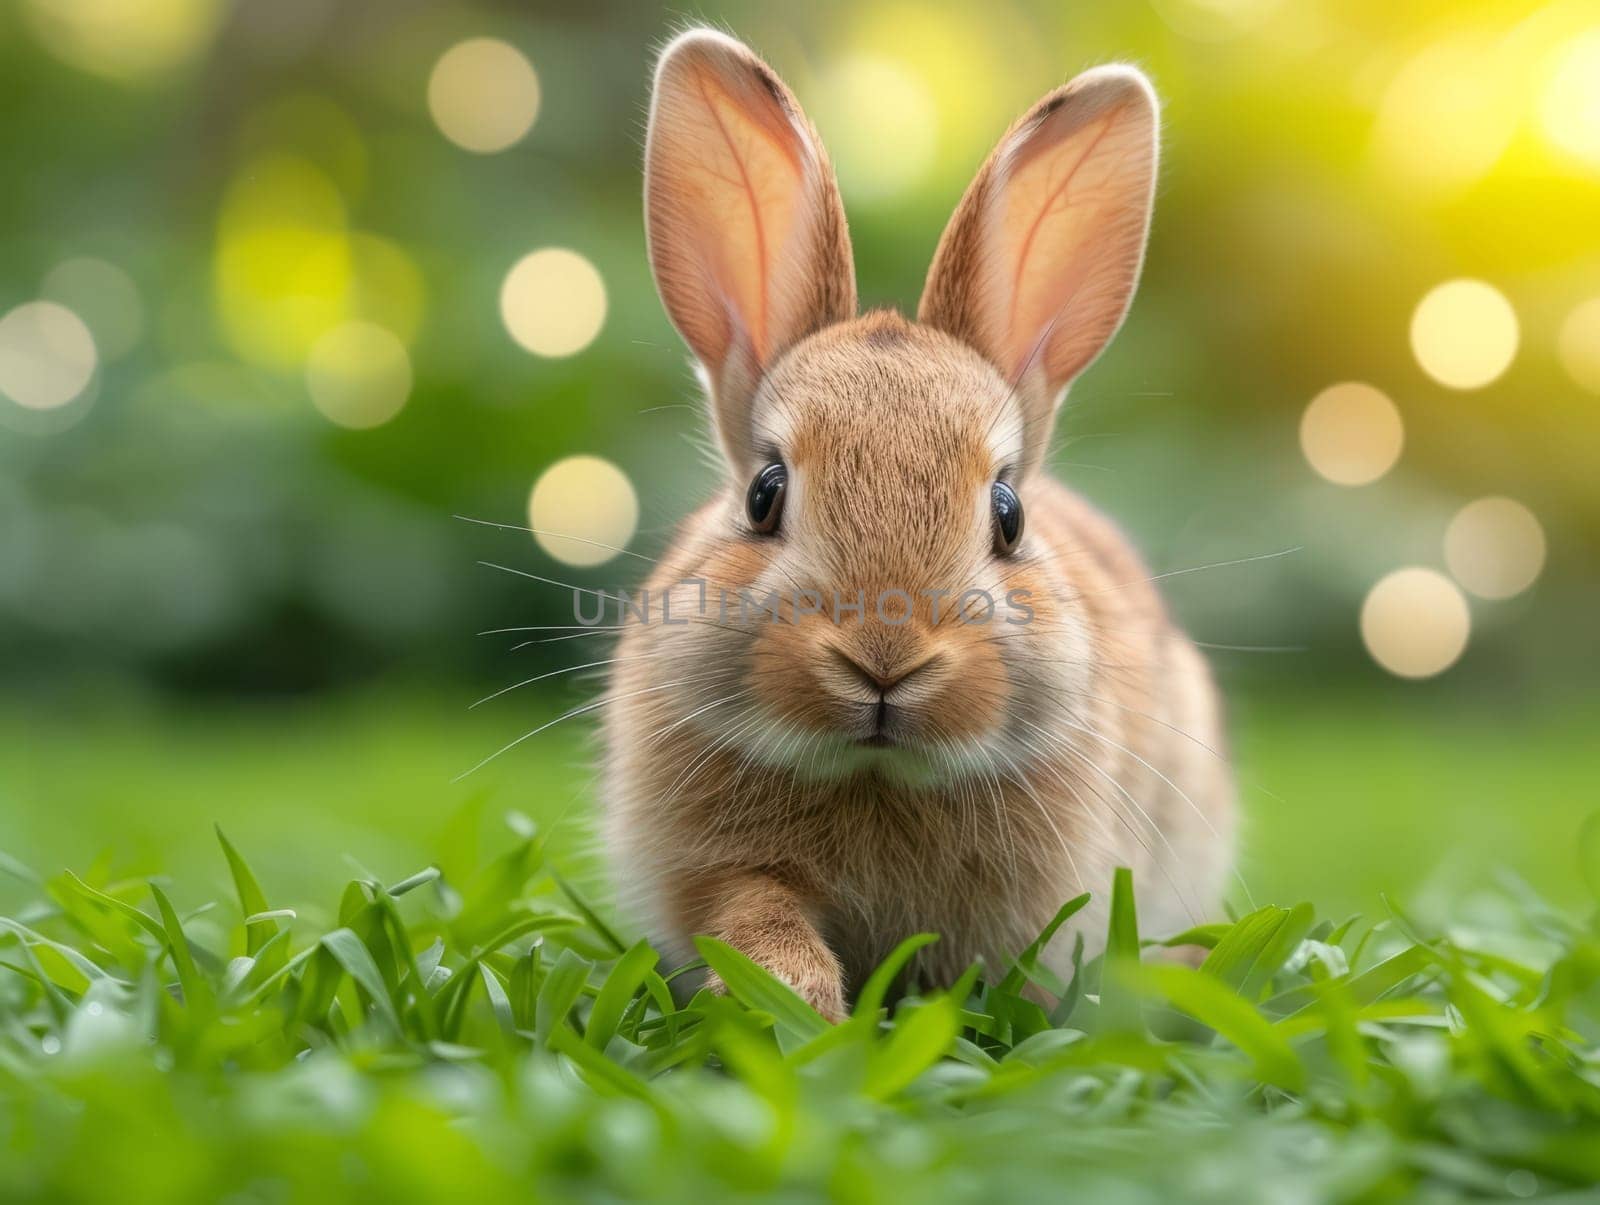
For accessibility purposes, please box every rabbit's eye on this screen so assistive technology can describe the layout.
[746,461,787,534]
[991,481,1024,555]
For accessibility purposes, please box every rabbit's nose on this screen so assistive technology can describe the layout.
[829,647,938,695]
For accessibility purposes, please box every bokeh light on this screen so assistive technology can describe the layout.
[305,322,412,430]
[0,302,98,411]
[1444,497,1546,601]
[1539,30,1600,167]
[529,456,638,568]
[1299,382,1403,486]
[428,38,541,154]
[1558,298,1600,394]
[838,5,1017,172]
[1410,280,1518,390]
[23,0,220,81]
[215,155,351,368]
[215,153,425,369]
[500,249,607,358]
[1360,567,1471,679]
[812,56,938,202]
[1373,37,1516,195]
[41,257,143,361]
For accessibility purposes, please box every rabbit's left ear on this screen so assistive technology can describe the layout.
[919,66,1158,471]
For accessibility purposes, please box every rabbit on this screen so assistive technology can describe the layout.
[600,29,1234,1021]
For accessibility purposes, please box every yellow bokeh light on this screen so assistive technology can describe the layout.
[529,456,638,568]
[215,154,351,369]
[305,322,412,430]
[428,38,541,154]
[1299,382,1404,486]
[214,153,425,370]
[1410,279,1518,390]
[41,257,143,361]
[0,301,98,411]
[841,4,1017,170]
[1373,38,1516,195]
[812,55,939,203]
[1558,297,1600,394]
[1444,497,1546,600]
[1361,567,1471,679]
[23,0,220,81]
[500,249,607,358]
[1540,31,1600,167]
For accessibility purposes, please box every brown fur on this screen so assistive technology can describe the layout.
[607,31,1233,1013]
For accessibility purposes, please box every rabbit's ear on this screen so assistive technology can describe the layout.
[646,30,856,469]
[919,66,1158,472]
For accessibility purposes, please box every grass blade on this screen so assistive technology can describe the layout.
[150,884,215,1022]
[535,948,591,1045]
[215,826,273,956]
[694,937,829,1046]
[863,995,960,1099]
[320,927,402,1036]
[1097,868,1144,1037]
[585,939,658,1049]
[1140,963,1306,1091]
[999,893,1089,997]
[855,933,939,1020]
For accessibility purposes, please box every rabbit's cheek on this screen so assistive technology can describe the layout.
[926,634,1012,743]
[746,617,846,733]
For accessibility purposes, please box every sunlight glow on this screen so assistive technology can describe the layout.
[0,301,98,412]
[1299,382,1404,486]
[500,249,606,359]
[1558,298,1600,394]
[1539,31,1600,167]
[1444,497,1546,600]
[1410,280,1518,390]
[812,56,939,203]
[1374,38,1516,195]
[1361,568,1471,679]
[428,38,541,154]
[529,456,638,568]
[305,322,412,430]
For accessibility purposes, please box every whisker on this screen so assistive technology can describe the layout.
[456,515,661,565]
[454,670,731,782]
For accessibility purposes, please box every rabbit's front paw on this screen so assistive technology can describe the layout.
[706,957,846,1023]
[781,965,846,1024]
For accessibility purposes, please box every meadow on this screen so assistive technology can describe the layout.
[3,687,1598,1203]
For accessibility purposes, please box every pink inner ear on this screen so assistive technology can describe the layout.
[987,97,1155,389]
[656,62,810,370]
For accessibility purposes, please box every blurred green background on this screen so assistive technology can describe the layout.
[2,0,1597,922]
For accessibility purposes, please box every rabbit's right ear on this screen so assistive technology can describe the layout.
[645,31,856,471]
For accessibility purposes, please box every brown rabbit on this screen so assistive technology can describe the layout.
[601,29,1233,1020]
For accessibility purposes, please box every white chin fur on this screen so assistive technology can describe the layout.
[722,710,999,789]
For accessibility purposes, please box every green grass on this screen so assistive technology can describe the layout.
[4,687,1600,1202]
[3,819,1599,1204]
